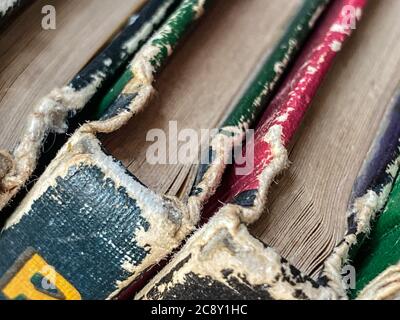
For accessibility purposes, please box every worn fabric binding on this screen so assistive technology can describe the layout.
[138,81,400,300]
[0,0,178,210]
[137,0,369,300]
[0,0,211,300]
[0,0,328,300]
[190,0,330,222]
[320,89,400,299]
[348,90,400,298]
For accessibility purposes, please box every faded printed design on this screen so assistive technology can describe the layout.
[0,163,150,300]
[0,248,81,300]
[0,0,210,300]
[0,0,333,300]
[0,132,191,300]
[3,0,398,301]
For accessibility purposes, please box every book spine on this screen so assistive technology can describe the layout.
[222,0,331,128]
[189,0,331,220]
[321,90,400,298]
[96,0,214,118]
[206,0,366,225]
[0,132,193,300]
[348,91,400,203]
[0,0,211,301]
[322,90,400,298]
[355,174,400,298]
[0,0,178,211]
[138,0,367,300]
[137,208,338,300]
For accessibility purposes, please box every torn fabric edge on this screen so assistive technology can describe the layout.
[0,0,211,300]
[0,0,327,299]
[138,0,377,300]
[320,88,400,298]
[207,0,365,224]
[189,0,331,223]
[0,0,178,210]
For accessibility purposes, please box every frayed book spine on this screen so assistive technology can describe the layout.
[0,0,178,211]
[138,0,367,300]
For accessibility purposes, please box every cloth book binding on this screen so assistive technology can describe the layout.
[0,0,329,300]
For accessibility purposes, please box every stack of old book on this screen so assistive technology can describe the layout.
[0,0,399,300]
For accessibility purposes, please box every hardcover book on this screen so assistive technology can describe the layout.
[0,0,400,301]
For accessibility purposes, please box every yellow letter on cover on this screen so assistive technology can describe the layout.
[2,253,81,300]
